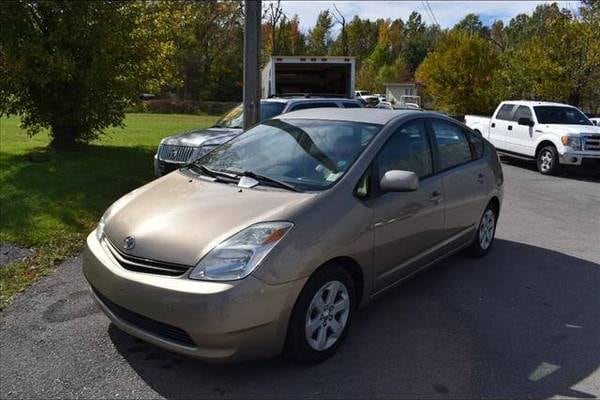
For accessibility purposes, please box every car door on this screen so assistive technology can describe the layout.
[489,103,516,151]
[511,105,536,156]
[429,119,489,243]
[371,119,445,292]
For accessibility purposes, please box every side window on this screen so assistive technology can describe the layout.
[430,120,473,170]
[465,129,484,159]
[377,120,433,179]
[513,106,532,121]
[342,102,362,108]
[289,102,338,111]
[495,104,515,120]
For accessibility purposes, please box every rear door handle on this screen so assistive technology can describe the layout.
[429,190,442,204]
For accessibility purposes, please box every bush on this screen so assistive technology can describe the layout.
[126,99,239,116]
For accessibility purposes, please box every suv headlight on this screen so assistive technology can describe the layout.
[189,221,293,281]
[561,135,582,150]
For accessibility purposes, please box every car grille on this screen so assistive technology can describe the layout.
[584,135,600,151]
[91,286,195,347]
[104,239,191,277]
[158,144,196,162]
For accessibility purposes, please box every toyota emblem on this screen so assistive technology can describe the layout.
[123,236,136,250]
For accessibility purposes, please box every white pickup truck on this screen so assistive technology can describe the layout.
[465,101,600,175]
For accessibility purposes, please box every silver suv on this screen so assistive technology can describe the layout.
[154,98,363,176]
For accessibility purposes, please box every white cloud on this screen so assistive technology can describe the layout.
[275,0,581,33]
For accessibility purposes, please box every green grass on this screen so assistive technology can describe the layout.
[0,113,218,308]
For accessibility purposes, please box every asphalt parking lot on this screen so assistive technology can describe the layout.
[1,161,599,399]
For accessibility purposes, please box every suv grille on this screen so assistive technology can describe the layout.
[158,144,196,162]
[104,239,191,277]
[584,135,600,151]
[92,286,195,347]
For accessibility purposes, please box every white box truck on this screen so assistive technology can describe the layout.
[261,56,356,98]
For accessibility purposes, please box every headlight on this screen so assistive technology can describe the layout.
[189,221,293,281]
[561,136,582,150]
[96,207,111,241]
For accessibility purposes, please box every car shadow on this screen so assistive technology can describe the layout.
[109,239,600,399]
[500,156,600,182]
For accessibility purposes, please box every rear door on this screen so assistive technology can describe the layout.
[429,119,489,243]
[371,119,445,292]
[490,103,516,151]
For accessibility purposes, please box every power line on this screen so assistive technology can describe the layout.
[424,0,440,26]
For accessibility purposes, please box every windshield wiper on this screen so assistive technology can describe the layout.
[237,170,300,192]
[191,164,238,181]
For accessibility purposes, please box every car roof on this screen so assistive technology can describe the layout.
[262,97,360,104]
[502,100,576,107]
[273,108,425,125]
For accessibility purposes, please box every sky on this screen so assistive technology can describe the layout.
[274,1,582,32]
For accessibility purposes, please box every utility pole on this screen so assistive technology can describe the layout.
[243,0,261,129]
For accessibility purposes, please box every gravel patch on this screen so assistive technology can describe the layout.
[0,243,35,268]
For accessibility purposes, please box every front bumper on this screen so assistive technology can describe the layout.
[559,151,600,168]
[83,231,306,363]
[154,155,184,177]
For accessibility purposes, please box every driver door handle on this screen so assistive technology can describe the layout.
[429,190,442,204]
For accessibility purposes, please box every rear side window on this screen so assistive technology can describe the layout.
[260,103,286,120]
[377,120,433,179]
[465,129,484,159]
[342,102,362,108]
[513,106,532,121]
[496,104,515,120]
[289,102,339,111]
[430,120,473,170]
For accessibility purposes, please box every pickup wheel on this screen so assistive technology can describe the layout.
[536,145,560,175]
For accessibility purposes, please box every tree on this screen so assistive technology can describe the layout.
[454,13,489,37]
[416,30,501,114]
[0,1,178,149]
[307,10,333,54]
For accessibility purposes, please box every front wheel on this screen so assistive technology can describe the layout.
[537,145,561,175]
[470,204,497,257]
[285,266,355,364]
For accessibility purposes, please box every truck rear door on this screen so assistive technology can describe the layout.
[489,103,517,151]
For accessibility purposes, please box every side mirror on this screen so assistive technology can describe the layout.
[518,117,534,127]
[379,170,419,192]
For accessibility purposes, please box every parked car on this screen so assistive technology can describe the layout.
[354,90,380,107]
[465,101,600,175]
[375,101,421,110]
[374,93,387,102]
[154,97,363,176]
[85,109,503,364]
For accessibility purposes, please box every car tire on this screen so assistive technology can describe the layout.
[285,265,355,364]
[537,145,561,175]
[470,203,498,257]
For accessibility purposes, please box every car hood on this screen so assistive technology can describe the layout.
[104,171,316,266]
[162,127,243,147]
[538,124,600,135]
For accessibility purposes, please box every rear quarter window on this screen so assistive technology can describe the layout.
[495,104,515,120]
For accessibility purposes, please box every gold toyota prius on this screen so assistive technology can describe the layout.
[84,109,503,364]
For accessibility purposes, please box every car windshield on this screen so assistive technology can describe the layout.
[213,103,287,129]
[534,106,592,125]
[196,118,381,191]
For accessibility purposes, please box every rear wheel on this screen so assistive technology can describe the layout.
[285,266,355,364]
[470,203,497,257]
[537,145,560,175]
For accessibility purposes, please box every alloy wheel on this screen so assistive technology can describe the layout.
[479,209,496,250]
[305,280,350,351]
